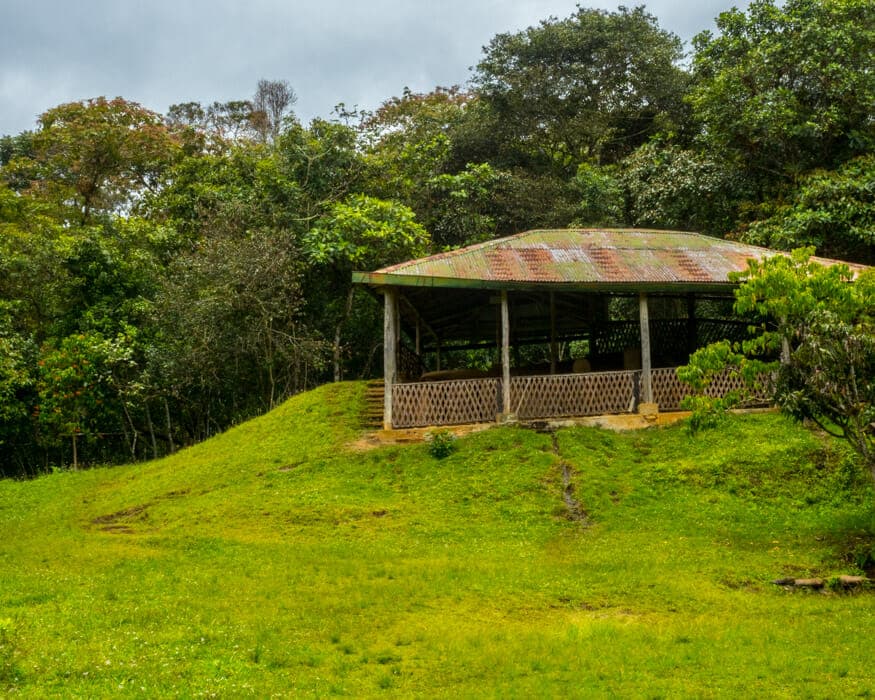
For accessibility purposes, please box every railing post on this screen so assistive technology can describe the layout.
[639,293,653,405]
[383,287,398,430]
[549,291,557,374]
[501,290,511,418]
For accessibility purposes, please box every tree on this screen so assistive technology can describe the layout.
[166,99,262,148]
[740,155,875,264]
[0,304,36,475]
[361,88,514,245]
[690,0,875,187]
[4,98,179,224]
[620,143,750,236]
[471,6,689,170]
[679,249,875,477]
[305,194,430,381]
[36,331,137,468]
[0,131,34,167]
[571,163,624,227]
[252,79,297,145]
[152,226,321,439]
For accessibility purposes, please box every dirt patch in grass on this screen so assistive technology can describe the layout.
[550,433,589,525]
[91,504,149,525]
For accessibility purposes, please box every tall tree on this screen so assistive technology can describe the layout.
[4,98,179,224]
[740,155,875,264]
[690,0,875,187]
[253,79,297,145]
[305,194,429,381]
[471,6,689,171]
[620,143,750,236]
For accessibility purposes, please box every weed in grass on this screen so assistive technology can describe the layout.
[425,429,457,459]
[0,617,22,686]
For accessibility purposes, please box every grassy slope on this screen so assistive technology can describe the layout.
[0,381,873,698]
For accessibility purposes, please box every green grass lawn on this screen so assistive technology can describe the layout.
[1,382,873,697]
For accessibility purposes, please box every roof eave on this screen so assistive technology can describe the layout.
[352,271,738,295]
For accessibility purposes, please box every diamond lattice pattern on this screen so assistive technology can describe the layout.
[393,378,499,428]
[509,372,636,419]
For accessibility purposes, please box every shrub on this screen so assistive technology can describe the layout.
[425,429,457,459]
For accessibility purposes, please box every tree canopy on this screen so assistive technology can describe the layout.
[680,250,875,476]
[1,0,873,475]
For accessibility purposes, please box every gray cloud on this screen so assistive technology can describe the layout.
[1,0,747,135]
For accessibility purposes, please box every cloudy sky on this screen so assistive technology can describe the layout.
[1,0,748,136]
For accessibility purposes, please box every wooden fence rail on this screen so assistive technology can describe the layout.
[391,368,770,428]
[509,371,637,419]
[393,378,499,428]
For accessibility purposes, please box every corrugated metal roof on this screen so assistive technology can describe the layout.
[354,229,868,290]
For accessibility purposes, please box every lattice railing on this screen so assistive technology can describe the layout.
[398,343,425,381]
[392,378,499,428]
[591,319,750,359]
[652,367,772,411]
[509,371,637,419]
[696,319,749,346]
[592,321,639,355]
[651,367,689,411]
[391,367,771,427]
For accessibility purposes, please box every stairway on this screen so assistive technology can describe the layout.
[361,380,384,429]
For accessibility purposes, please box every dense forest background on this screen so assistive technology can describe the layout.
[1,0,873,475]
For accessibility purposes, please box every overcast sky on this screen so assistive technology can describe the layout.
[1,0,748,136]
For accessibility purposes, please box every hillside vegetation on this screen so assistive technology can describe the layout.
[1,382,873,697]
[4,0,874,474]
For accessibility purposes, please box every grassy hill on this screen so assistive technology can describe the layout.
[1,381,873,697]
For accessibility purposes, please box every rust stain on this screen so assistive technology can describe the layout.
[368,229,869,286]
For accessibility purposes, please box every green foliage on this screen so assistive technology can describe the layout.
[153,226,321,423]
[680,249,875,476]
[425,429,458,459]
[570,163,624,226]
[677,341,746,432]
[360,89,506,247]
[472,6,689,168]
[742,154,875,263]
[690,0,875,182]
[620,143,749,235]
[4,97,179,223]
[35,331,136,448]
[306,194,428,269]
[426,162,502,246]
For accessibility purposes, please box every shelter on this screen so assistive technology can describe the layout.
[353,228,861,429]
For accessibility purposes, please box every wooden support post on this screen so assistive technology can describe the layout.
[501,290,511,417]
[415,319,421,356]
[383,288,398,430]
[435,340,441,371]
[549,291,557,374]
[780,316,791,365]
[639,292,653,405]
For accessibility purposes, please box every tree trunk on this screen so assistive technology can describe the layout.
[163,397,175,453]
[333,286,356,382]
[121,402,138,460]
[145,403,158,460]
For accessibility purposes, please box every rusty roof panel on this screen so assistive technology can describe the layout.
[363,229,868,288]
